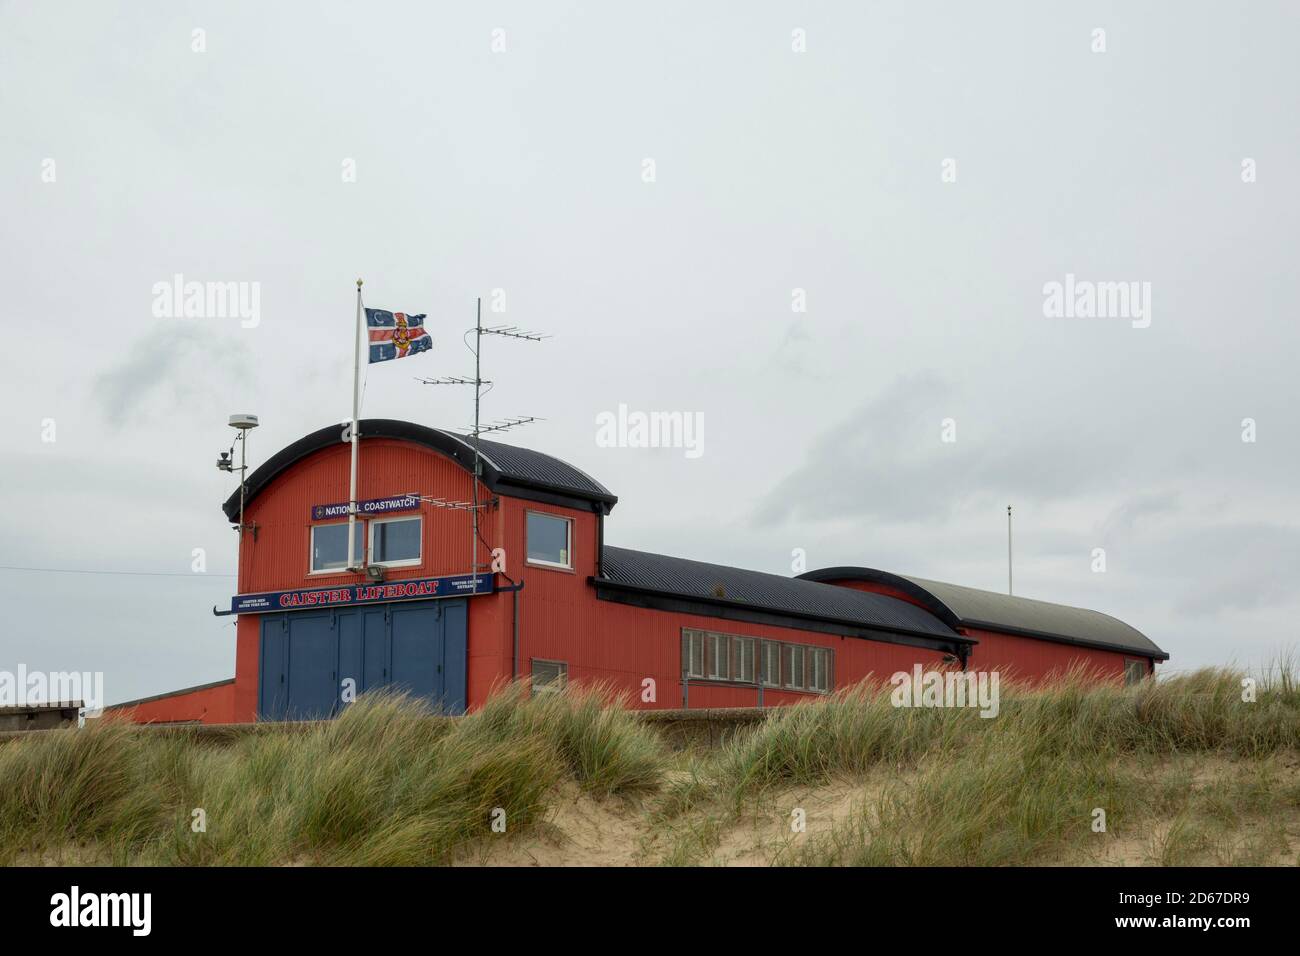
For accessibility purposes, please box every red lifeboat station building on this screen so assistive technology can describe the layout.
[113,419,1169,724]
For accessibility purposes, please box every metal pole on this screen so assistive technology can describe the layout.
[238,431,247,533]
[1007,504,1013,595]
[348,279,363,571]
[471,298,481,588]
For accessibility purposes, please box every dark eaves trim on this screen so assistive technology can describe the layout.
[589,577,976,658]
[493,477,615,515]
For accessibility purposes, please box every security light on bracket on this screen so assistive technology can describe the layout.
[216,451,233,472]
[365,565,386,583]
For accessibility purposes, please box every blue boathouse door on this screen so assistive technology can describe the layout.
[257,598,468,720]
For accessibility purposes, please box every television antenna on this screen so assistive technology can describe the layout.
[417,298,548,587]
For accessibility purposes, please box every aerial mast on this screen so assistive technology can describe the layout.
[419,299,547,587]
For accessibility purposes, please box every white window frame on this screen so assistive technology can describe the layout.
[784,644,806,690]
[706,632,730,680]
[309,521,366,575]
[682,631,706,679]
[761,640,782,688]
[733,636,755,684]
[525,510,574,570]
[809,647,830,693]
[1124,659,1147,687]
[368,515,423,569]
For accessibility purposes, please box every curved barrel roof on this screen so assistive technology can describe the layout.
[599,546,970,649]
[797,567,1168,660]
[221,419,617,521]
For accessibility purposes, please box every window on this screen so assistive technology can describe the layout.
[761,641,782,687]
[310,522,365,573]
[785,644,806,690]
[526,511,572,569]
[1124,659,1147,687]
[733,637,755,683]
[532,660,568,695]
[809,647,831,693]
[683,631,705,679]
[369,516,422,567]
[706,632,729,679]
[682,629,832,694]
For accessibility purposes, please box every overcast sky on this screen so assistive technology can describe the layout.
[2,1,1297,705]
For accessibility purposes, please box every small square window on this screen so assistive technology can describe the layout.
[370,516,422,567]
[311,522,365,573]
[1124,659,1146,686]
[526,512,573,569]
[532,660,568,695]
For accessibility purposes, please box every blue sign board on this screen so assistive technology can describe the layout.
[231,573,494,615]
[310,493,420,520]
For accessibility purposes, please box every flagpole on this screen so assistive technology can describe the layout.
[349,278,363,572]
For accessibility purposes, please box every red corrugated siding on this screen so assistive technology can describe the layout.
[962,627,1138,683]
[109,681,236,725]
[238,437,492,593]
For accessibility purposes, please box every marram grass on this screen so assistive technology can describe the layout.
[0,666,1295,866]
[0,683,665,866]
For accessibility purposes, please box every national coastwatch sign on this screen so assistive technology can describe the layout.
[310,493,420,520]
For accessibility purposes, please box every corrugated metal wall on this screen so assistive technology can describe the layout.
[238,437,490,592]
[110,681,237,724]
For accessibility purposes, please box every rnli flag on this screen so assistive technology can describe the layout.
[366,309,433,363]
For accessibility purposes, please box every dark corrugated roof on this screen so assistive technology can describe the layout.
[600,546,967,643]
[222,420,617,521]
[456,433,613,501]
[797,567,1168,660]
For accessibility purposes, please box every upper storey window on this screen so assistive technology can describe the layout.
[310,522,364,573]
[526,511,572,569]
[370,516,422,568]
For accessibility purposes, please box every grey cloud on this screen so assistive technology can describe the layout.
[754,372,1130,527]
[94,327,251,423]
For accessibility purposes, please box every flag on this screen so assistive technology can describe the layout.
[366,308,433,363]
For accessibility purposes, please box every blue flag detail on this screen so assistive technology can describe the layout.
[364,309,432,363]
